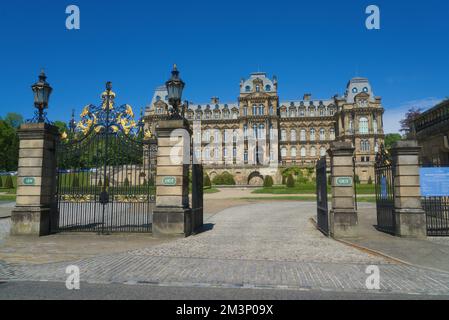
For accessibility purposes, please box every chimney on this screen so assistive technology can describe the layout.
[303,93,312,101]
[211,97,220,104]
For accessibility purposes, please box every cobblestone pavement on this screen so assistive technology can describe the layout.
[1,202,449,296]
[0,218,10,246]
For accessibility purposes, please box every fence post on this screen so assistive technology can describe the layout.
[328,142,358,238]
[391,140,426,238]
[11,123,60,236]
[153,119,192,237]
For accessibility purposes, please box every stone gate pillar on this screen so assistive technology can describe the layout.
[391,140,426,238]
[328,142,358,238]
[153,119,193,237]
[11,123,60,236]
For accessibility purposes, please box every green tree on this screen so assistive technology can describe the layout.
[5,175,14,189]
[124,177,130,187]
[384,133,402,150]
[72,176,80,188]
[54,121,69,134]
[0,176,3,188]
[212,172,235,186]
[263,176,274,188]
[0,120,19,171]
[286,175,295,188]
[400,107,422,138]
[4,113,24,129]
[354,175,361,184]
[203,174,212,188]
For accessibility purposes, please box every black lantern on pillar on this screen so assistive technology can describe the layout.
[165,64,186,119]
[31,70,53,123]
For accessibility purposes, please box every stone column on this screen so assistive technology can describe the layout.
[328,141,358,238]
[153,119,192,237]
[391,140,426,238]
[11,123,59,236]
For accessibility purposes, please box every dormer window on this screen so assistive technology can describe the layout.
[265,85,271,91]
[363,87,369,93]
[245,86,251,92]
[352,87,358,94]
[256,85,260,92]
[156,96,161,101]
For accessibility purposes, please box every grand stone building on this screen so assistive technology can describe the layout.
[414,99,449,165]
[145,72,385,184]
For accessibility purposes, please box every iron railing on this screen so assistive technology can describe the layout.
[316,157,329,236]
[420,162,449,237]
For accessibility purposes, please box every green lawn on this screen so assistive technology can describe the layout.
[204,187,220,194]
[253,183,376,195]
[0,175,17,202]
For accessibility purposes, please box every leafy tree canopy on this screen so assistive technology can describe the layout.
[384,133,402,150]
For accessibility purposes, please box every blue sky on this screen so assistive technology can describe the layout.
[0,0,448,133]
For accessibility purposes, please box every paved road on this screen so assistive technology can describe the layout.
[1,281,447,300]
[1,202,449,298]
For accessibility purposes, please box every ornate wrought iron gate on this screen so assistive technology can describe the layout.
[375,146,395,234]
[316,157,329,235]
[52,84,156,234]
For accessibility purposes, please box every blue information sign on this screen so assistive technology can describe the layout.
[420,167,449,197]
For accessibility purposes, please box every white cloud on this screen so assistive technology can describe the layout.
[383,97,443,134]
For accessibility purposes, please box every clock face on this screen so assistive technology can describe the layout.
[352,87,358,93]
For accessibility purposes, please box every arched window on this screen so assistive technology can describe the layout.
[310,128,316,141]
[281,129,287,141]
[309,108,315,117]
[300,129,306,141]
[245,86,251,92]
[359,117,369,134]
[259,105,265,115]
[156,96,161,101]
[214,129,220,142]
[319,108,326,116]
[205,129,211,142]
[310,147,317,157]
[291,130,297,142]
[301,147,306,157]
[281,147,287,158]
[269,105,274,115]
[361,140,371,152]
[259,124,265,139]
[265,85,271,91]
[204,147,210,160]
[320,147,327,157]
[330,128,336,140]
[253,105,258,115]
[319,128,326,141]
[291,147,297,158]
